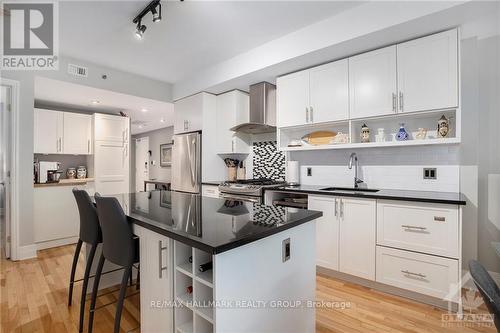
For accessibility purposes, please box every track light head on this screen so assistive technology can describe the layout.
[152,3,161,23]
[135,21,147,39]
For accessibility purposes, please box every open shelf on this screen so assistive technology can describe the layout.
[194,248,213,288]
[175,307,194,333]
[195,271,213,288]
[195,314,214,333]
[176,261,193,277]
[177,321,193,333]
[194,281,214,323]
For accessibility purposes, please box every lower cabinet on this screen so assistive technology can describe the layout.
[338,198,376,280]
[135,225,174,332]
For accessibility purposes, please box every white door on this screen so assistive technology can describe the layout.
[349,45,397,119]
[0,84,11,258]
[308,195,339,270]
[94,141,129,195]
[310,59,349,123]
[276,70,310,127]
[94,113,128,142]
[34,109,64,154]
[63,113,92,154]
[397,29,458,113]
[135,137,149,192]
[339,198,376,280]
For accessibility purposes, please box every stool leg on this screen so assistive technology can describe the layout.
[68,239,83,306]
[114,265,132,333]
[136,264,140,290]
[88,253,105,333]
[78,243,96,332]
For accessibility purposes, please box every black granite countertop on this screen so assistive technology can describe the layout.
[108,191,322,254]
[269,185,466,205]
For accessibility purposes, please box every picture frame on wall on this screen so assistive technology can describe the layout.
[160,143,172,167]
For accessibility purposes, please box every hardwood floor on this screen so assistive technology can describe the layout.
[0,244,496,333]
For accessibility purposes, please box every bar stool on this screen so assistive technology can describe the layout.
[89,194,140,333]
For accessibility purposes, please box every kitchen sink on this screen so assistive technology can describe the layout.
[319,187,380,193]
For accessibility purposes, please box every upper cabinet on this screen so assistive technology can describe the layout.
[174,93,206,134]
[349,46,397,119]
[34,109,92,155]
[277,59,349,128]
[63,113,92,154]
[34,109,64,154]
[94,113,129,143]
[216,90,250,154]
[397,29,458,113]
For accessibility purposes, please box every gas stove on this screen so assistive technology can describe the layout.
[219,179,287,202]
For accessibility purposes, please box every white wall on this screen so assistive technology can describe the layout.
[1,55,173,249]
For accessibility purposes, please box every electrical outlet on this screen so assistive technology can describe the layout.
[423,168,437,180]
[307,167,312,176]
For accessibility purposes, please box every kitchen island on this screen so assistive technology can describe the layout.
[110,190,322,333]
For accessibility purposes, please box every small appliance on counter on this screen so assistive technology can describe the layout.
[35,161,61,183]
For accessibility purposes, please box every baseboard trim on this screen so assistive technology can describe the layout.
[36,237,79,250]
[17,244,37,260]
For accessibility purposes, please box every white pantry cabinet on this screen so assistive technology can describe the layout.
[34,108,64,154]
[63,112,92,154]
[308,195,339,271]
[277,59,349,127]
[338,197,376,280]
[94,113,129,143]
[94,140,129,195]
[174,93,207,134]
[349,45,398,119]
[397,29,458,113]
[216,90,250,154]
[134,225,173,332]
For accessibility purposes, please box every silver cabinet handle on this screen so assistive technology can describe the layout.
[401,270,426,278]
[310,106,314,123]
[158,240,168,279]
[399,92,404,111]
[231,138,235,152]
[58,138,62,152]
[305,107,309,123]
[334,198,338,217]
[88,139,90,154]
[392,93,397,112]
[340,199,344,218]
[401,225,427,231]
[434,216,446,222]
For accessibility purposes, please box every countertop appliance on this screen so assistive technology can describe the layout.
[230,82,276,134]
[219,178,286,203]
[37,161,61,183]
[171,131,201,194]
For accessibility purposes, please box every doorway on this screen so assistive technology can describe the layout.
[135,137,149,192]
[0,84,12,258]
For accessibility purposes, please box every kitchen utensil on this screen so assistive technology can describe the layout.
[301,131,337,146]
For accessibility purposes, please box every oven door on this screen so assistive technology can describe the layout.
[219,192,262,203]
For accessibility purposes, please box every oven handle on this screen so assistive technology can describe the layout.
[219,192,261,203]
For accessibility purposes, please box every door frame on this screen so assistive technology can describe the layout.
[0,78,19,260]
[135,137,149,192]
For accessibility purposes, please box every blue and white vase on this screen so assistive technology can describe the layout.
[396,123,409,141]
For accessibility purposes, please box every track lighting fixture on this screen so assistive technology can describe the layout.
[132,0,162,39]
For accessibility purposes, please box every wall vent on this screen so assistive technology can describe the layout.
[67,64,88,77]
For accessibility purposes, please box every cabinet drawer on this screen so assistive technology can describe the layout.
[202,185,220,198]
[376,200,459,258]
[376,246,459,300]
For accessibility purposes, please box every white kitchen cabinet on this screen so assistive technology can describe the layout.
[94,113,129,143]
[309,59,349,123]
[397,29,458,113]
[216,90,250,154]
[94,140,129,195]
[308,195,339,271]
[34,108,64,154]
[339,197,376,280]
[349,46,397,119]
[174,93,207,134]
[276,70,310,128]
[63,113,92,155]
[135,225,173,332]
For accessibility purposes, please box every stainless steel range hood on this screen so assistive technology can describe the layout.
[230,82,276,134]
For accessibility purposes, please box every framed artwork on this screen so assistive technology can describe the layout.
[160,191,171,209]
[160,143,172,167]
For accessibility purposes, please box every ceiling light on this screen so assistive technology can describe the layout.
[91,100,100,105]
[152,4,161,23]
[160,118,165,123]
[141,108,148,112]
[135,21,147,39]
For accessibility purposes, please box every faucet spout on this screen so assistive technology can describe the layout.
[348,153,364,188]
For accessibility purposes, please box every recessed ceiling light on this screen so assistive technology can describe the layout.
[141,108,148,112]
[90,100,100,105]
[160,118,165,123]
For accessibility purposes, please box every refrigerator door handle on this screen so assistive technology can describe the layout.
[187,137,196,187]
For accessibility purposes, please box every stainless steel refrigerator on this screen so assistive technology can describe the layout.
[171,132,201,194]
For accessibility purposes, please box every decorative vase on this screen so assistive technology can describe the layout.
[437,115,449,138]
[361,124,370,143]
[396,123,409,141]
[415,128,427,140]
[77,166,87,179]
[375,128,385,142]
[66,167,76,179]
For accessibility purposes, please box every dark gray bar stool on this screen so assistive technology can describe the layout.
[89,194,140,333]
[469,260,500,331]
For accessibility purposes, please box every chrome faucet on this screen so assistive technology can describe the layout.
[348,153,364,188]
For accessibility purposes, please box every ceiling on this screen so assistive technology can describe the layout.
[59,1,362,84]
[34,77,174,135]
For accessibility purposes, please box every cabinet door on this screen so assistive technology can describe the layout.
[94,113,127,142]
[63,113,92,154]
[339,198,376,280]
[34,109,63,154]
[174,93,204,134]
[276,70,310,127]
[94,141,129,195]
[349,46,397,119]
[216,91,250,154]
[308,195,339,270]
[397,29,458,112]
[310,60,349,123]
[137,226,173,332]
